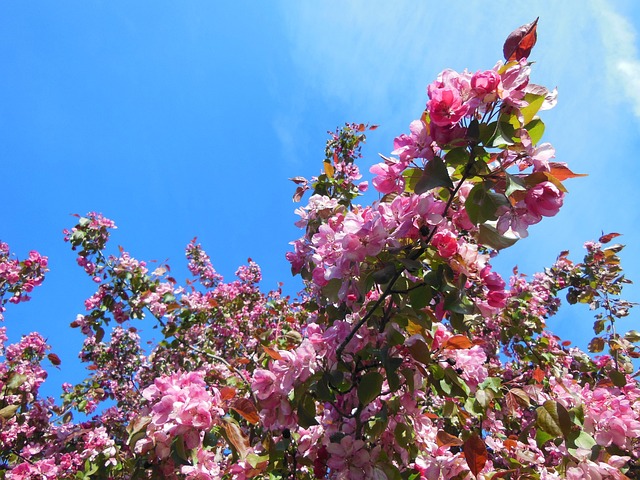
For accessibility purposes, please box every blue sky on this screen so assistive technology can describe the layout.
[2,1,640,397]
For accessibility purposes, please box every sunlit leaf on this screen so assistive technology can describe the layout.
[520,93,545,124]
[436,430,463,448]
[231,398,260,425]
[599,232,621,244]
[0,404,19,419]
[536,400,572,438]
[503,18,539,61]
[262,345,282,361]
[548,162,587,181]
[6,373,28,390]
[443,335,473,350]
[532,367,545,383]
[323,161,335,178]
[222,422,250,460]
[525,118,545,144]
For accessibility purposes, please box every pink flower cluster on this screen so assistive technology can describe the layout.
[253,339,318,430]
[186,238,223,288]
[137,370,224,461]
[0,243,48,319]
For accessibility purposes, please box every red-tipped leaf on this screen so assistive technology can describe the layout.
[503,18,539,61]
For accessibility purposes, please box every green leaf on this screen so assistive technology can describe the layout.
[535,428,554,447]
[491,115,518,146]
[525,118,545,144]
[536,400,572,438]
[0,404,19,419]
[382,352,403,392]
[479,121,499,145]
[403,167,424,192]
[372,263,397,285]
[478,224,519,250]
[398,257,422,273]
[6,373,28,391]
[479,377,502,393]
[394,423,412,448]
[315,373,336,402]
[569,430,597,450]
[475,388,494,409]
[409,285,431,310]
[415,157,454,194]
[520,93,546,124]
[357,371,384,406]
[465,183,509,225]
[445,148,469,167]
[297,393,319,428]
[609,369,627,387]
[504,173,527,198]
[444,290,474,315]
[625,330,640,343]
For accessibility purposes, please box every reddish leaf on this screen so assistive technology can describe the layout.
[289,176,307,185]
[231,398,260,425]
[532,367,545,383]
[599,232,621,244]
[505,388,530,416]
[220,386,237,401]
[293,185,307,203]
[492,470,518,479]
[503,18,539,61]
[561,340,572,347]
[47,353,61,366]
[436,430,464,448]
[262,345,282,361]
[222,420,251,459]
[369,124,379,130]
[463,433,488,477]
[443,334,473,350]
[504,437,518,451]
[548,162,587,181]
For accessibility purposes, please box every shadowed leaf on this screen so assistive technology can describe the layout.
[463,433,488,477]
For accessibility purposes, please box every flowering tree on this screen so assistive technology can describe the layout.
[1,19,640,479]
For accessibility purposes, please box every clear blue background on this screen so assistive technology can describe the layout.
[2,1,639,398]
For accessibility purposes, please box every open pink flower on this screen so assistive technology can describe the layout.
[525,181,564,217]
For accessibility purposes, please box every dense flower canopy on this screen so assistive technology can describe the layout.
[1,20,639,479]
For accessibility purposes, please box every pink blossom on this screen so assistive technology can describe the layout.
[525,181,564,217]
[370,160,406,194]
[392,120,437,161]
[431,229,458,258]
[427,87,469,127]
[471,69,501,100]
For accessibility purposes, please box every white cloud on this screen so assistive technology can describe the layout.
[591,0,640,118]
